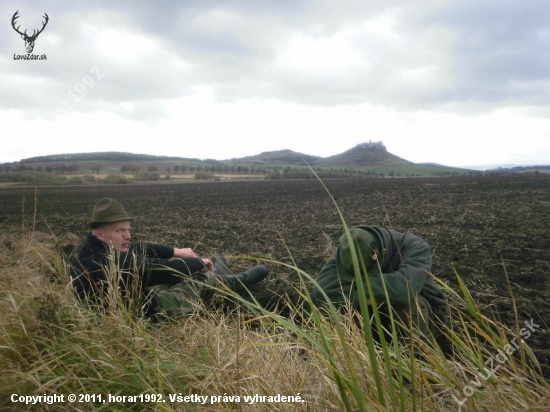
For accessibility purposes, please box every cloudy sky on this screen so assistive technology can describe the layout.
[2,0,549,168]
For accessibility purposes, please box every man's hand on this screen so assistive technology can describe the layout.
[173,248,213,271]
[201,259,214,271]
[173,248,198,258]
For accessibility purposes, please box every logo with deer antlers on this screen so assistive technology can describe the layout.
[11,11,49,54]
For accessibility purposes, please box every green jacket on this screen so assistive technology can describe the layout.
[313,226,448,324]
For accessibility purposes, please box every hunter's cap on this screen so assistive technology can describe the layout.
[336,227,384,282]
[89,198,134,228]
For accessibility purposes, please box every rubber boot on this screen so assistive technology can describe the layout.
[212,254,233,277]
[212,254,269,292]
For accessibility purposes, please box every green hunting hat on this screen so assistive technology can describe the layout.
[89,198,134,228]
[336,227,385,282]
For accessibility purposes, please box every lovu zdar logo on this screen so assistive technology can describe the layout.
[11,10,49,53]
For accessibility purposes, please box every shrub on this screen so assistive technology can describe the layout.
[266,170,282,180]
[195,171,215,180]
[133,172,160,182]
[68,176,84,184]
[103,174,131,184]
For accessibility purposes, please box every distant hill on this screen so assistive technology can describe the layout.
[15,144,419,168]
[19,152,199,163]
[8,143,476,178]
[321,141,411,166]
[495,165,550,173]
[226,142,410,167]
[229,149,322,165]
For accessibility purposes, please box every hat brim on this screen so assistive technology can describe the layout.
[88,216,134,228]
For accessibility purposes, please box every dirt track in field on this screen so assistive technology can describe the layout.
[1,175,549,376]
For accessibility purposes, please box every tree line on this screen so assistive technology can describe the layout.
[18,152,197,163]
[0,163,87,174]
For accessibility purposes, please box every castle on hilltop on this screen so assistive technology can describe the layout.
[357,140,386,150]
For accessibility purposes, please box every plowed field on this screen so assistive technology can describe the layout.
[1,174,549,376]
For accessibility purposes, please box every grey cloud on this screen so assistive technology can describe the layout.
[399,0,550,107]
[2,0,549,119]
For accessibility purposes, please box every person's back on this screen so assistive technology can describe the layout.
[313,226,448,337]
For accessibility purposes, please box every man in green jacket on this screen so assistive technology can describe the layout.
[70,198,269,320]
[313,226,448,338]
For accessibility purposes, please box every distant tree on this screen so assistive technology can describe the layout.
[91,165,101,174]
[166,167,172,174]
[129,164,140,175]
[55,164,67,174]
[148,165,158,172]
[188,166,195,174]
[45,165,53,173]
[66,164,79,174]
[181,164,188,174]
[173,164,180,174]
[121,164,130,173]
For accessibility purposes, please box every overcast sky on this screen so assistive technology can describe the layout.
[2,0,549,168]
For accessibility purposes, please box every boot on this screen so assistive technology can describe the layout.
[212,254,269,292]
[212,254,233,277]
[228,264,269,292]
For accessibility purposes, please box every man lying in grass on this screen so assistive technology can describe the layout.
[70,198,269,320]
[313,226,448,339]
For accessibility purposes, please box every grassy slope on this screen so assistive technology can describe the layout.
[1,220,549,411]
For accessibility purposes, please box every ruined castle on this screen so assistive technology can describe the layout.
[356,140,386,150]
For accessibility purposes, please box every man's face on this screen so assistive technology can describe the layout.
[95,221,132,252]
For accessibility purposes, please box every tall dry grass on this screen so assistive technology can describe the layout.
[0,201,549,411]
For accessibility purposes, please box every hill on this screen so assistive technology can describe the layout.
[4,143,475,179]
[320,141,411,166]
[14,144,433,170]
[227,149,322,165]
[19,152,199,163]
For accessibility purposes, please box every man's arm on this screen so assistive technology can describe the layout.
[139,243,213,271]
[358,232,431,305]
[313,252,373,305]
[173,247,197,258]
[173,248,213,270]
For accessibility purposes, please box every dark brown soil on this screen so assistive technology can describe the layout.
[1,174,549,376]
